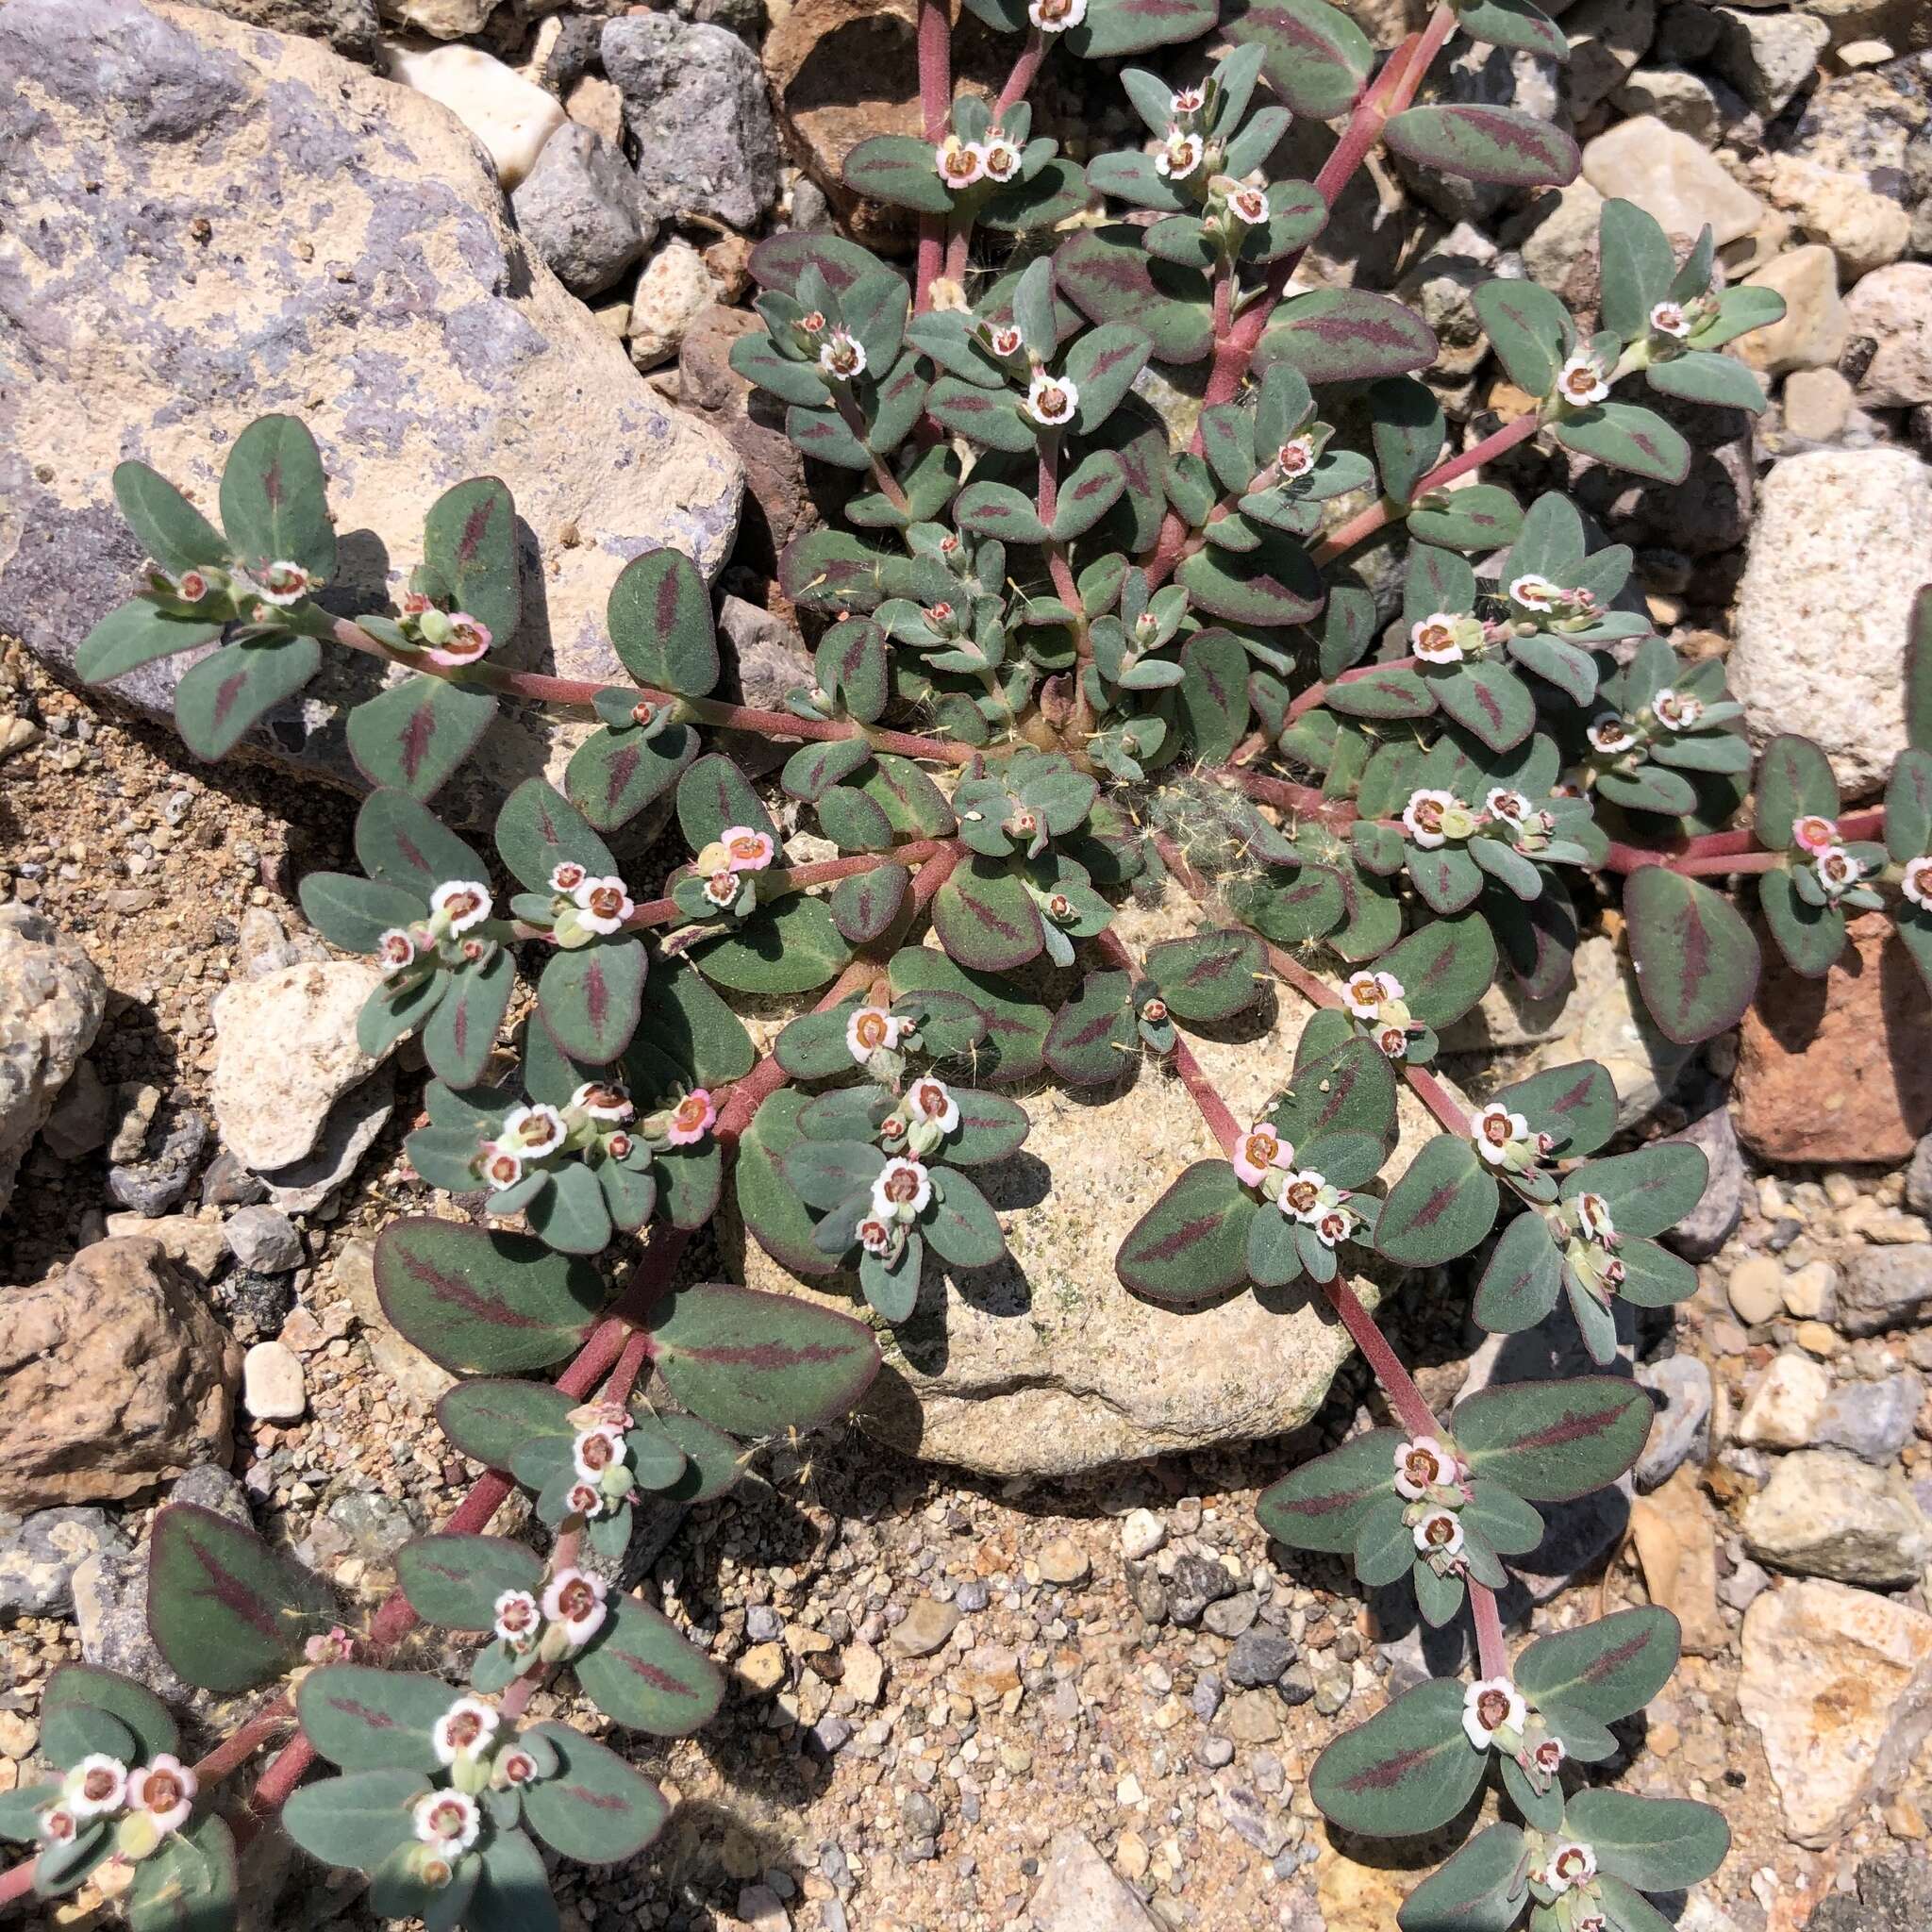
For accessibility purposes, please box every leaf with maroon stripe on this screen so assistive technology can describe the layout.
[842,133,956,213]
[147,1504,337,1694]
[1754,733,1839,850]
[375,1218,608,1374]
[1054,228,1214,365]
[1377,914,1498,1029]
[1560,1141,1707,1240]
[75,603,226,687]
[1375,1136,1499,1266]
[1228,1,1374,119]
[924,377,1037,454]
[496,776,620,893]
[1310,1678,1487,1838]
[219,413,336,579]
[607,547,719,698]
[1145,928,1266,1023]
[520,1723,669,1862]
[396,1535,544,1631]
[573,1597,724,1737]
[1065,0,1218,58]
[347,675,498,802]
[1515,1604,1680,1724]
[1115,1160,1257,1303]
[566,721,696,832]
[295,1666,453,1771]
[1257,1426,1402,1553]
[174,636,323,760]
[1453,1375,1651,1501]
[1255,289,1438,387]
[1552,403,1690,484]
[354,788,486,897]
[1624,866,1760,1045]
[831,860,909,943]
[1052,450,1128,540]
[1488,1058,1616,1156]
[421,477,521,642]
[934,858,1046,972]
[1396,1823,1531,1932]
[1175,627,1252,761]
[942,1089,1030,1165]
[1322,664,1435,720]
[957,481,1050,543]
[423,946,513,1088]
[1270,1035,1399,1147]
[1044,969,1138,1084]
[538,937,645,1065]
[1432,661,1534,753]
[1473,1208,1562,1333]
[1385,105,1579,188]
[1178,535,1323,626]
[645,1281,880,1433]
[1063,324,1152,434]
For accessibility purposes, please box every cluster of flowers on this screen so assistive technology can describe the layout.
[1400,786,1557,854]
[36,1749,199,1868]
[1229,1120,1359,1249]
[491,1566,610,1673]
[401,1694,552,1888]
[1587,683,1705,760]
[1341,967,1421,1062]
[1460,1674,1569,1796]
[693,825,778,918]
[1530,1839,1604,1920]
[1470,1100,1555,1176]
[560,1401,642,1523]
[934,125,1024,192]
[542,859,637,944]
[843,1007,968,1262]
[1562,1187,1624,1303]
[395,590,494,668]
[1410,572,1606,670]
[473,1077,714,1194]
[1788,813,1891,912]
[1392,1433,1475,1579]
[376,877,498,983]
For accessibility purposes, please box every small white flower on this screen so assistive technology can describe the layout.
[426,612,491,667]
[857,1214,897,1257]
[1814,844,1864,897]
[934,135,987,191]
[1028,0,1087,32]
[1650,688,1703,733]
[1412,1507,1465,1559]
[40,1806,80,1845]
[1545,1841,1597,1895]
[1025,371,1079,426]
[1410,611,1465,664]
[571,1080,633,1123]
[502,1104,567,1158]
[1649,301,1691,340]
[1154,130,1202,180]
[1588,717,1637,757]
[1574,1191,1617,1246]
[1342,970,1405,1021]
[846,1006,909,1063]
[493,1588,541,1649]
[1374,1023,1410,1060]
[1530,1735,1568,1779]
[907,1076,960,1135]
[873,1156,933,1221]
[701,868,742,911]
[1555,352,1609,408]
[1233,1122,1292,1189]
[1228,186,1269,225]
[566,1479,605,1516]
[1312,1205,1356,1248]
[818,330,867,381]
[981,136,1022,183]
[1790,813,1839,857]
[430,880,492,935]
[572,873,635,936]
[377,927,417,977]
[1509,574,1559,611]
[987,324,1024,359]
[574,1423,629,1485]
[1275,435,1317,481]
[549,861,589,895]
[127,1755,198,1837]
[1473,1102,1531,1167]
[254,560,312,606]
[496,1747,541,1788]
[663,1089,716,1147]
[67,1754,129,1820]
[1393,1435,1455,1501]
[477,1141,525,1191]
[1170,86,1205,115]
[541,1567,609,1646]
[1488,790,1533,828]
[1277,1168,1332,1224]
[1462,1677,1527,1750]
[432,1697,500,1767]
[1903,855,1932,909]
[413,1789,482,1858]
[1402,788,1458,850]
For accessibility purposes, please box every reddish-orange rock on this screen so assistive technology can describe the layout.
[1736,913,1932,1163]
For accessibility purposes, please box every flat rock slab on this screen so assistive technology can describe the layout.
[732,892,1453,1477]
[0,0,741,792]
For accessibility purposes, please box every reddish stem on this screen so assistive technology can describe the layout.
[624,839,948,930]
[1319,1274,1438,1440]
[1289,655,1421,724]
[913,0,952,313]
[943,219,972,286]
[1601,807,1884,876]
[995,28,1046,119]
[606,1328,655,1407]
[1470,1579,1510,1681]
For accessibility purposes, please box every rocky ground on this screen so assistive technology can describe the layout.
[5,1,1932,1930]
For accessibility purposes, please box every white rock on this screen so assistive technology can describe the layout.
[1581,116,1765,246]
[242,1341,307,1422]
[1734,245,1847,377]
[384,0,497,34]
[1766,156,1913,279]
[1735,1352,1831,1450]
[384,41,565,189]
[1740,1578,1932,1848]
[1120,1508,1167,1561]
[1781,366,1854,441]
[1729,448,1932,797]
[1843,262,1932,407]
[627,239,716,371]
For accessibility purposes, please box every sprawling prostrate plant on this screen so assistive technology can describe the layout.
[37,1,1932,1923]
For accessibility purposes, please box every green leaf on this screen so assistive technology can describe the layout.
[1178,536,1323,627]
[736,1091,839,1277]
[1310,1678,1487,1838]
[1064,325,1153,435]
[646,1281,880,1433]
[126,1812,238,1932]
[295,872,421,956]
[1489,1059,1618,1156]
[1067,0,1218,58]
[926,1167,1007,1268]
[1516,1604,1680,1724]
[1045,969,1137,1084]
[1563,1790,1730,1892]
[1396,1823,1530,1932]
[346,675,498,802]
[1887,746,1932,862]
[520,1723,669,1863]
[1454,1374,1651,1501]
[1434,662,1534,753]
[676,752,777,849]
[890,946,1051,1084]
[1646,349,1768,413]
[1453,0,1568,59]
[219,414,336,579]
[1407,484,1524,553]
[75,602,225,687]
[421,476,521,642]
[944,1089,1031,1164]
[112,460,229,576]
[1370,377,1446,504]
[1755,733,1839,849]
[174,636,322,759]
[148,1504,335,1694]
[1624,867,1761,1045]
[780,1138,887,1212]
[468,1826,558,1932]
[934,858,1045,972]
[1562,1142,1707,1240]
[1597,199,1675,341]
[1256,288,1438,386]
[1145,928,1266,1023]
[295,1666,451,1771]
[1272,1036,1400,1148]
[283,1770,426,1874]
[957,482,1049,543]
[1115,1160,1257,1304]
[574,1596,725,1737]
[1054,228,1214,365]
[539,940,645,1066]
[496,777,618,894]
[607,548,720,697]
[1175,628,1253,763]
[423,948,514,1089]
[42,1667,178,1764]
[1553,403,1691,483]
[1228,0,1374,119]
[1474,1210,1562,1333]
[692,895,851,994]
[354,789,486,897]
[1376,1138,1499,1266]
[375,1218,607,1374]
[1387,104,1578,188]
[41,1706,137,1771]
[1378,915,1498,1029]
[1053,451,1128,540]
[1257,1427,1401,1554]
[982,158,1092,234]
[396,1534,544,1629]
[567,720,697,832]
[1472,278,1574,396]
[843,133,955,213]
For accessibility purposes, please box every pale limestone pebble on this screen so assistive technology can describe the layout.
[1781,365,1855,441]
[1740,1578,1932,1848]
[103,1208,226,1280]
[1735,1351,1832,1449]
[628,239,721,371]
[0,904,108,1218]
[1734,245,1848,376]
[1612,66,1723,145]
[1843,262,1932,406]
[1782,1257,1839,1321]
[1710,6,1831,119]
[382,0,495,34]
[1581,115,1766,246]
[242,1340,307,1422]
[1742,1448,1932,1586]
[1728,1254,1787,1324]
[383,41,565,189]
[1763,155,1914,278]
[1027,1829,1163,1932]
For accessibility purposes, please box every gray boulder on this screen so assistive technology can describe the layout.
[0,904,106,1217]
[511,124,654,298]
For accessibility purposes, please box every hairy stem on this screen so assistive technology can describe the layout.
[914,0,952,312]
[996,27,1046,119]
[833,386,912,515]
[1601,806,1885,875]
